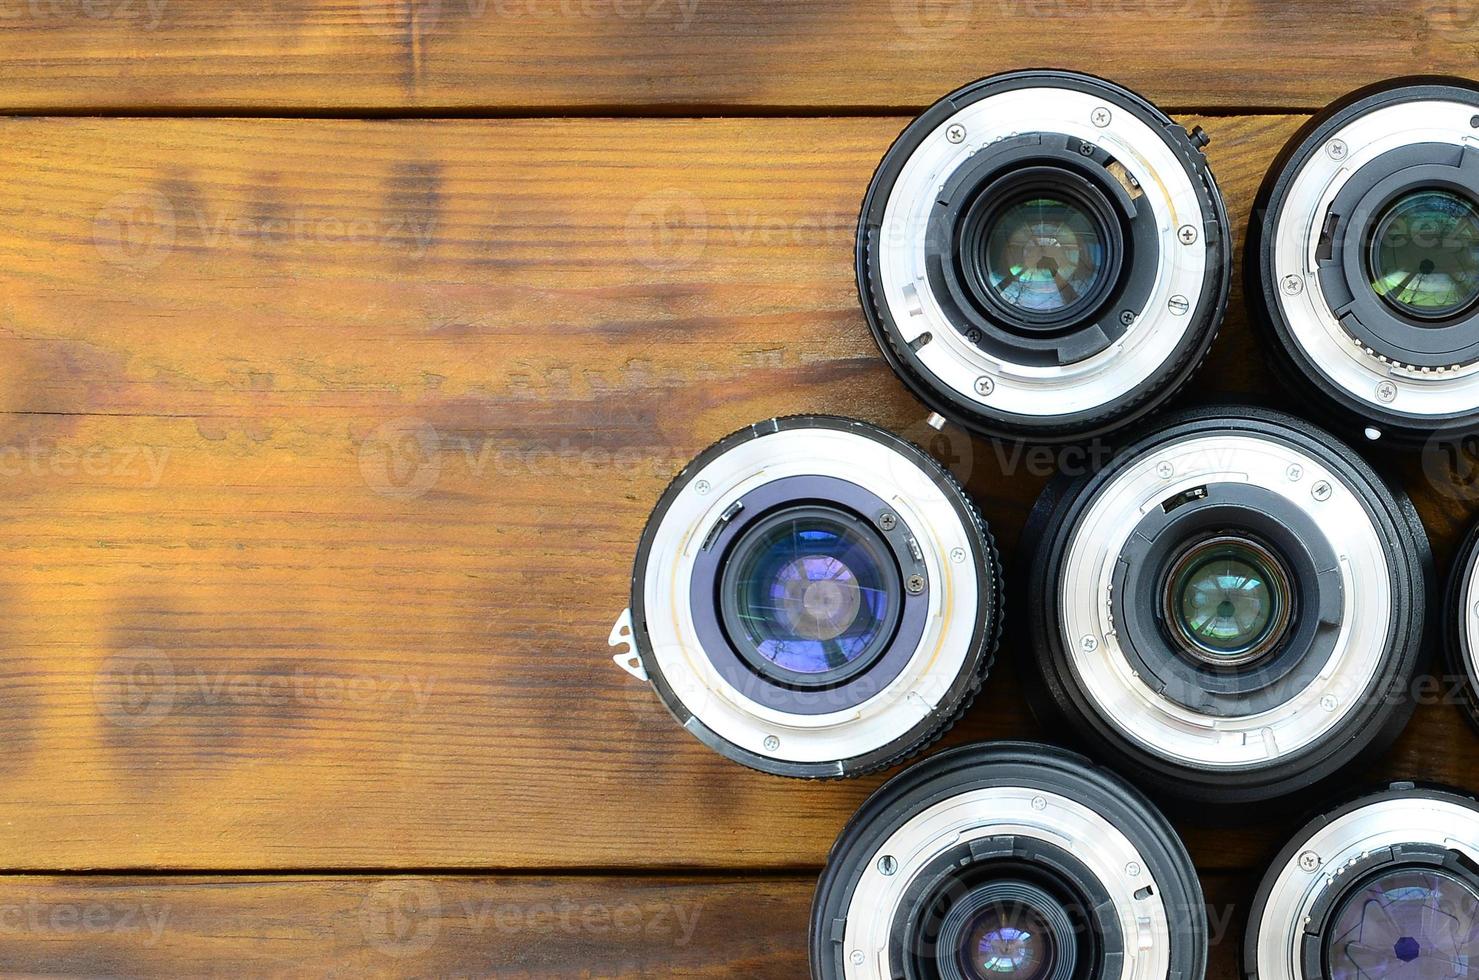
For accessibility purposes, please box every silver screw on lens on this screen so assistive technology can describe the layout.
[946,124,966,144]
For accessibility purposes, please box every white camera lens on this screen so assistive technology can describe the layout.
[613,416,1001,779]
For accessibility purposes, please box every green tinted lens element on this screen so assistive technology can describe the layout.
[1369,188,1479,320]
[1164,536,1292,667]
[984,197,1107,316]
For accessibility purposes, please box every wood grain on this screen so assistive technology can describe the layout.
[0,872,1253,977]
[0,0,1475,113]
[1,112,1477,876]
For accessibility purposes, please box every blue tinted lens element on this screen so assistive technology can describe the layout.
[965,916,1051,978]
[1326,868,1479,978]
[730,515,896,676]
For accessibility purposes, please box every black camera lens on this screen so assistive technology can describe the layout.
[1443,515,1479,732]
[1022,405,1432,805]
[1245,783,1479,978]
[810,742,1206,979]
[614,416,1002,779]
[1248,76,1479,445]
[858,69,1229,444]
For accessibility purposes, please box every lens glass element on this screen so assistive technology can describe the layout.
[1325,868,1479,978]
[1369,189,1479,321]
[960,905,1056,979]
[1164,536,1292,667]
[984,197,1108,317]
[728,512,897,676]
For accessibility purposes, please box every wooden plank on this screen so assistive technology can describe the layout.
[0,873,1250,976]
[0,875,810,977]
[0,112,1474,873]
[0,1,1474,113]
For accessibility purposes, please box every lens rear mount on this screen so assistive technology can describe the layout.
[1022,405,1432,805]
[810,742,1206,980]
[628,416,1001,779]
[859,68,1229,443]
[1249,75,1479,444]
[923,137,1153,368]
[1316,141,1479,369]
[896,844,1103,980]
[1245,784,1479,979]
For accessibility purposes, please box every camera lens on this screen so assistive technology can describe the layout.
[1326,868,1479,976]
[858,69,1229,443]
[1163,534,1293,668]
[1443,516,1479,731]
[1244,784,1479,978]
[975,192,1112,321]
[1022,405,1432,805]
[810,742,1206,979]
[616,416,1001,779]
[1248,76,1479,444]
[1369,189,1479,320]
[953,887,1063,980]
[720,505,900,685]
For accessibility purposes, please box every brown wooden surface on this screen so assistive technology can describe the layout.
[3,3,1479,975]
[1,0,1478,113]
[0,873,1255,977]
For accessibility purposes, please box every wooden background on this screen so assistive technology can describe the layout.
[2,1,1478,975]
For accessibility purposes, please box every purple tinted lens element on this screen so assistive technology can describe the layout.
[733,521,894,675]
[1326,868,1479,979]
[962,907,1053,979]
